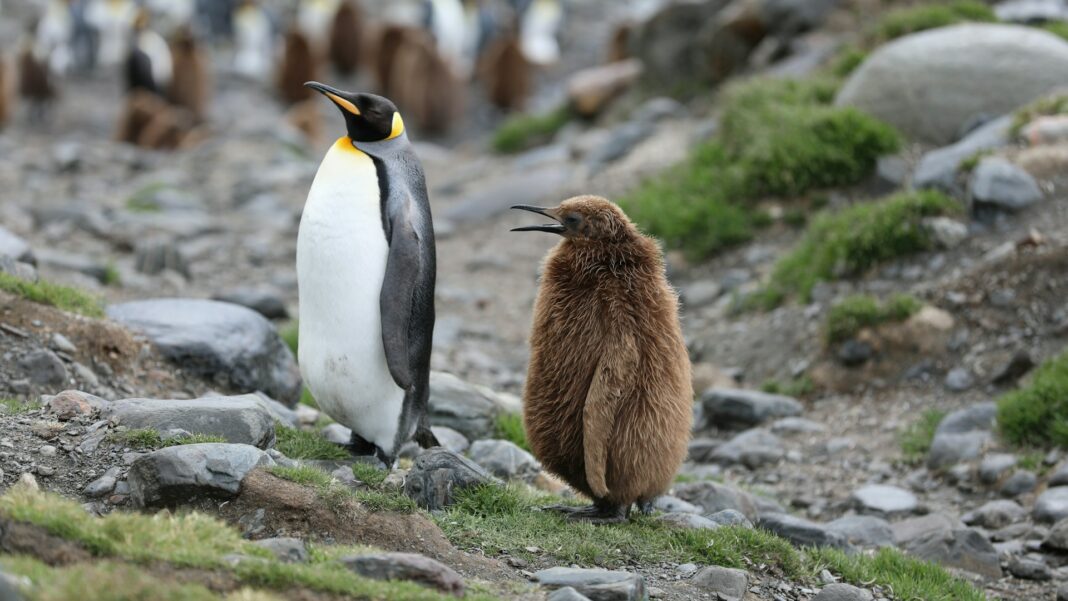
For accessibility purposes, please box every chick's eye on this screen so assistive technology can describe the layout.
[564,214,581,226]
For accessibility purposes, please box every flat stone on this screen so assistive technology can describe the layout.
[468,439,541,481]
[913,116,1012,196]
[813,583,874,601]
[653,495,701,514]
[698,388,802,429]
[851,484,917,517]
[770,417,825,434]
[691,566,747,601]
[996,0,1068,22]
[826,515,894,548]
[1035,487,1068,523]
[1049,461,1068,487]
[705,509,753,528]
[943,367,975,391]
[1008,556,1051,581]
[108,299,301,405]
[926,431,989,470]
[534,567,646,601]
[342,552,465,596]
[658,512,719,530]
[83,467,121,498]
[674,481,758,520]
[127,443,273,508]
[709,428,784,469]
[431,426,470,454]
[936,402,997,435]
[903,528,1002,579]
[758,513,852,551]
[253,537,308,563]
[427,372,509,440]
[403,448,495,510]
[978,453,1017,484]
[893,513,959,547]
[1000,470,1037,497]
[969,156,1043,213]
[46,390,109,420]
[1045,517,1068,550]
[963,500,1026,530]
[103,395,275,449]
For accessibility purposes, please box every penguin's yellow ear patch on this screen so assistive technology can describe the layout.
[388,112,405,140]
[326,92,360,116]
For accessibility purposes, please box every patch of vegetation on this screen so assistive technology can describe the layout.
[279,321,299,357]
[958,149,993,173]
[491,105,572,154]
[267,464,334,488]
[494,412,530,453]
[1010,93,1068,137]
[298,387,318,409]
[830,46,867,77]
[750,191,960,307]
[0,398,42,415]
[0,483,468,601]
[869,1,996,45]
[809,546,985,601]
[109,429,227,449]
[0,272,104,318]
[1042,21,1068,41]
[825,294,922,343]
[760,376,815,398]
[353,488,418,513]
[352,462,389,488]
[274,425,350,461]
[102,263,122,287]
[270,462,416,513]
[900,409,947,464]
[997,350,1068,447]
[622,78,899,260]
[125,183,169,213]
[1016,450,1048,474]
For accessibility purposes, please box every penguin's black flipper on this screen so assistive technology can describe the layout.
[380,202,420,390]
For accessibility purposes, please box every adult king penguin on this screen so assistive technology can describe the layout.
[299,82,440,466]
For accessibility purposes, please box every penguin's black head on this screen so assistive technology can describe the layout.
[305,82,405,143]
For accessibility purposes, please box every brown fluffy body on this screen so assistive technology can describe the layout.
[0,55,12,127]
[329,0,363,75]
[168,28,211,121]
[390,31,463,134]
[373,25,417,98]
[116,91,202,150]
[479,35,530,111]
[17,47,55,103]
[607,23,632,63]
[521,196,693,515]
[277,28,319,105]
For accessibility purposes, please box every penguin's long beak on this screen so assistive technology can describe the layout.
[510,205,565,234]
[305,81,361,116]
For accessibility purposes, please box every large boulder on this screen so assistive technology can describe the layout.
[757,513,853,551]
[467,439,541,481]
[428,372,514,441]
[534,567,646,601]
[902,528,1002,579]
[341,552,465,596]
[103,395,276,449]
[836,24,1068,144]
[404,448,496,510]
[127,443,274,508]
[698,388,802,429]
[108,299,301,405]
[0,225,34,264]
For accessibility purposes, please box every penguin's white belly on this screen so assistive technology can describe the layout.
[297,139,405,452]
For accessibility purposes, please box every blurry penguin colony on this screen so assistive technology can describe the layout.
[0,0,567,147]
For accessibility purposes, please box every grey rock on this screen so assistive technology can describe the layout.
[630,0,729,88]
[587,120,655,171]
[252,393,299,428]
[127,443,274,508]
[892,513,960,547]
[342,552,465,596]
[837,24,1068,144]
[1044,517,1068,550]
[427,372,509,440]
[675,481,758,520]
[50,333,77,354]
[913,116,1012,196]
[103,395,275,449]
[757,513,852,550]
[963,500,1026,529]
[18,350,67,387]
[943,367,975,391]
[991,350,1035,385]
[108,299,301,405]
[936,403,997,435]
[1050,462,1068,487]
[706,509,753,528]
[83,467,121,498]
[709,428,784,469]
[468,439,541,481]
[979,453,1017,484]
[404,448,495,510]
[134,238,190,278]
[770,417,825,434]
[691,565,747,601]
[212,288,289,320]
[1036,487,1068,523]
[851,484,917,517]
[0,256,37,282]
[633,97,685,123]
[0,225,34,264]
[926,431,989,470]
[1008,556,1051,581]
[253,537,308,563]
[699,388,802,429]
[1000,470,1037,496]
[549,587,593,601]
[680,281,722,308]
[903,528,1002,578]
[0,568,26,601]
[826,515,894,548]
[652,495,701,514]
[431,426,470,454]
[46,390,108,419]
[837,340,873,367]
[534,567,646,601]
[658,512,719,530]
[969,157,1043,214]
[813,583,874,601]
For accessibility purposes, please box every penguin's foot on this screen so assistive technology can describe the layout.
[636,500,655,516]
[347,432,377,456]
[563,504,628,525]
[541,504,583,514]
[413,426,440,449]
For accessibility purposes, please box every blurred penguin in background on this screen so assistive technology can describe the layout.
[518,0,561,66]
[36,0,73,75]
[424,0,465,69]
[297,0,339,52]
[18,20,58,122]
[169,24,210,121]
[479,28,530,111]
[87,0,137,68]
[462,0,497,75]
[197,0,236,40]
[144,0,196,36]
[374,24,418,97]
[0,53,13,128]
[69,0,100,72]
[233,0,272,81]
[125,8,171,96]
[277,27,318,105]
[391,28,463,134]
[328,0,362,75]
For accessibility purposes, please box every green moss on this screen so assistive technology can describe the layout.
[353,489,418,513]
[869,1,996,44]
[900,409,947,464]
[494,412,530,453]
[759,375,815,398]
[352,462,389,488]
[997,350,1068,447]
[1042,21,1068,41]
[267,464,334,488]
[109,429,227,449]
[274,425,350,461]
[810,546,986,601]
[271,462,415,514]
[1010,93,1068,137]
[491,106,572,154]
[279,321,299,357]
[825,294,922,343]
[958,149,993,173]
[830,46,867,77]
[0,398,42,415]
[102,263,122,287]
[0,272,104,318]
[754,191,960,307]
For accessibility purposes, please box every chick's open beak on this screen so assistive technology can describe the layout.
[510,205,565,234]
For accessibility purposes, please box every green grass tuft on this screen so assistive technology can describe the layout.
[278,321,299,357]
[267,464,334,488]
[810,546,985,601]
[0,272,104,318]
[1010,93,1068,137]
[102,263,122,287]
[125,183,169,213]
[109,429,227,449]
[997,350,1068,447]
[825,294,922,343]
[830,46,868,77]
[869,1,996,45]
[958,149,993,173]
[491,106,573,154]
[900,409,947,464]
[0,398,42,415]
[352,462,389,488]
[752,191,960,307]
[270,462,415,513]
[1042,21,1068,41]
[759,376,815,398]
[494,413,531,453]
[274,425,350,461]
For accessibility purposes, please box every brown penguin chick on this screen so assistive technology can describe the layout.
[168,26,211,122]
[277,28,319,105]
[391,31,464,134]
[18,43,57,110]
[0,54,13,127]
[512,196,693,523]
[478,34,530,111]
[607,22,632,63]
[373,25,417,98]
[328,0,363,75]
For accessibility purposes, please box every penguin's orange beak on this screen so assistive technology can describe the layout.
[305,81,361,116]
[510,205,565,234]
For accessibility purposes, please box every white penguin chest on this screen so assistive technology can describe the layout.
[296,138,404,452]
